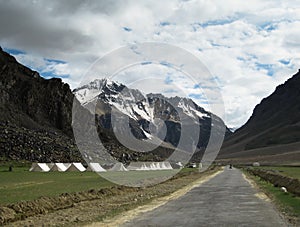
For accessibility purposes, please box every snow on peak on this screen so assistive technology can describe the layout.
[73,78,123,105]
[74,79,210,121]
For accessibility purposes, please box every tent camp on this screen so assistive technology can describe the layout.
[158,162,173,170]
[29,163,50,172]
[128,162,172,171]
[109,163,128,171]
[86,163,106,172]
[66,163,86,172]
[49,163,69,172]
[127,162,151,171]
[144,162,158,170]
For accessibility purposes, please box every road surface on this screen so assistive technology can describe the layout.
[122,167,287,227]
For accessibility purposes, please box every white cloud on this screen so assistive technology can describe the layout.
[0,0,299,128]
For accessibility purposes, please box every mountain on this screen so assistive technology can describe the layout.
[74,78,231,160]
[0,47,230,163]
[0,47,81,162]
[219,70,300,165]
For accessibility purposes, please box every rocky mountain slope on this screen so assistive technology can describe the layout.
[219,70,300,164]
[0,47,81,162]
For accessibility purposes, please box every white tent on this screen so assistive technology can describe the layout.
[148,162,156,170]
[109,163,128,171]
[86,163,106,172]
[49,163,69,172]
[159,162,168,170]
[154,162,161,169]
[177,162,183,167]
[164,161,173,170]
[127,162,141,171]
[46,163,55,169]
[66,163,86,172]
[127,162,150,171]
[63,163,71,168]
[144,162,158,170]
[29,163,50,172]
[158,162,173,170]
[140,163,149,170]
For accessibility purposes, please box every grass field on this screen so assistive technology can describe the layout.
[253,166,300,180]
[0,166,197,205]
[0,167,114,204]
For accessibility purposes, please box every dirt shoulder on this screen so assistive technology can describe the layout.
[242,168,300,226]
[4,167,221,226]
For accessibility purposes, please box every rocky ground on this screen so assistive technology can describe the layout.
[0,121,81,163]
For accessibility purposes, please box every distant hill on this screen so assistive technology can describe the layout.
[219,70,300,165]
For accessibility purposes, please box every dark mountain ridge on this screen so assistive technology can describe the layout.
[0,47,80,162]
[0,46,73,135]
[219,70,300,164]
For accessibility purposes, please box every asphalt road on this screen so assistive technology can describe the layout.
[122,167,287,227]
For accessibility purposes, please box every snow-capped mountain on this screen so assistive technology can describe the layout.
[73,78,231,151]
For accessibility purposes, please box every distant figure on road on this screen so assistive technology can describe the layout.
[229,164,233,169]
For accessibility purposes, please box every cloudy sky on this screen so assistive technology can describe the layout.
[1,0,299,129]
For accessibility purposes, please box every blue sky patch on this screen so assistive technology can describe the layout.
[189,93,202,99]
[41,71,70,79]
[160,21,171,26]
[196,17,236,28]
[140,61,152,65]
[45,58,67,64]
[193,84,200,89]
[237,56,245,62]
[160,61,172,67]
[258,22,278,32]
[279,59,290,65]
[123,27,132,32]
[164,88,178,94]
[164,75,173,84]
[211,42,222,47]
[255,62,274,76]
[4,48,26,55]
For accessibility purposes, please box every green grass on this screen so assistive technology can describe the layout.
[0,167,114,205]
[0,166,194,205]
[254,166,300,180]
[244,171,300,223]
